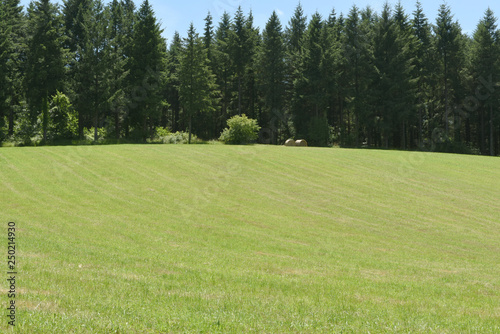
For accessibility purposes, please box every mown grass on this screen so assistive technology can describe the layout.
[0,144,499,333]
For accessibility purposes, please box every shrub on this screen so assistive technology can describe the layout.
[219,114,260,145]
[84,127,107,142]
[155,127,171,139]
[161,131,201,144]
[49,91,78,140]
[13,102,42,146]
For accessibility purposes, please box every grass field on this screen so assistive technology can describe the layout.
[0,144,499,333]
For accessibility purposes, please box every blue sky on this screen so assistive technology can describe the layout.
[20,0,500,43]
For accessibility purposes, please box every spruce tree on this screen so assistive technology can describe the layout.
[128,0,167,141]
[284,3,307,133]
[258,11,286,144]
[107,0,129,139]
[25,0,67,142]
[0,1,11,141]
[228,7,250,115]
[371,3,415,148]
[178,23,217,143]
[165,31,182,131]
[472,8,499,155]
[213,12,233,133]
[292,13,328,145]
[412,0,434,147]
[434,4,464,139]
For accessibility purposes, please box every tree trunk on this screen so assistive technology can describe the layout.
[490,105,494,156]
[444,53,449,137]
[481,109,485,154]
[8,105,14,137]
[42,97,48,143]
[401,121,406,150]
[94,111,98,142]
[115,109,120,140]
[188,114,192,144]
[238,77,242,115]
[418,107,423,149]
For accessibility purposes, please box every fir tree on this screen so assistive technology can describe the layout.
[258,11,286,144]
[434,4,464,139]
[178,23,217,143]
[25,0,67,142]
[128,0,167,141]
[472,8,499,155]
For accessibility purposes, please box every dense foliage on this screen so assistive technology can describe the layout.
[219,114,260,144]
[0,0,499,154]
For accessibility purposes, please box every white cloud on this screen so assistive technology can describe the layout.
[276,8,284,16]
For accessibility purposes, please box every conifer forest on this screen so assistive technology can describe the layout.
[0,0,499,155]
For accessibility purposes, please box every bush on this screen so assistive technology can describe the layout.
[84,127,107,142]
[49,91,78,140]
[219,114,260,145]
[155,127,171,139]
[161,131,201,144]
[13,102,42,146]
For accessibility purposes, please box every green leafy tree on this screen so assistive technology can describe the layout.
[219,114,260,144]
[49,90,78,139]
[178,23,217,143]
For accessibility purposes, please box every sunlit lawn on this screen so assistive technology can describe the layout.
[0,144,499,332]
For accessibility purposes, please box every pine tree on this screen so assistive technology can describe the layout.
[106,0,129,139]
[412,0,434,148]
[165,31,182,132]
[321,8,342,143]
[342,5,372,146]
[128,0,167,141]
[213,12,233,134]
[284,3,307,134]
[1,0,26,139]
[0,1,11,141]
[241,11,259,120]
[228,7,250,115]
[472,8,499,155]
[25,0,67,142]
[258,11,286,144]
[178,23,217,143]
[292,12,327,145]
[434,4,464,139]
[371,3,415,149]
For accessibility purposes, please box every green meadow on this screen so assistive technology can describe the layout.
[0,144,499,333]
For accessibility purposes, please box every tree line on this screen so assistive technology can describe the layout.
[0,0,499,154]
